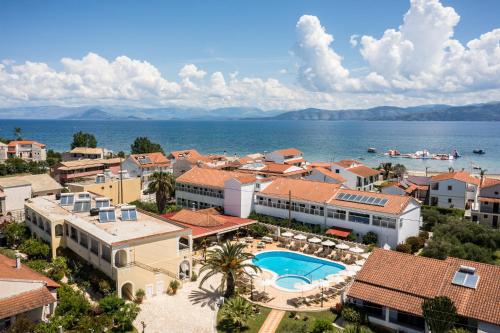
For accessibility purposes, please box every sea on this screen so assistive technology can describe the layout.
[1,119,499,173]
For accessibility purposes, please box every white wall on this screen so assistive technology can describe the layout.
[223,179,255,218]
[429,179,467,209]
[397,201,421,244]
[306,169,343,184]
[478,321,500,333]
[2,185,31,212]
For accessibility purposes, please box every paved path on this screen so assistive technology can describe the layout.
[258,309,285,333]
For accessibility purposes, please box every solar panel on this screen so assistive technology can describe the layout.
[335,193,389,207]
[121,208,138,221]
[60,194,74,206]
[452,271,467,285]
[452,270,479,289]
[464,274,479,288]
[138,156,152,164]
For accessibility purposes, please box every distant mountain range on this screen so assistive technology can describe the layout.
[0,102,499,121]
[261,102,500,121]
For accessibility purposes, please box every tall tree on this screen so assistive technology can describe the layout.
[71,131,97,149]
[147,172,175,213]
[13,127,22,140]
[422,296,457,333]
[130,137,164,154]
[199,242,261,297]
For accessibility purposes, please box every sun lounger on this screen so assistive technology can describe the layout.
[314,247,324,255]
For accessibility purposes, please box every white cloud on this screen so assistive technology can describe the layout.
[0,0,499,111]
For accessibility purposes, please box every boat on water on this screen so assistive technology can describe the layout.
[473,149,485,155]
[367,148,376,153]
[385,149,460,160]
[385,149,401,157]
[433,154,454,160]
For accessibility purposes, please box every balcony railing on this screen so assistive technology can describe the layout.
[256,200,324,216]
[176,187,224,199]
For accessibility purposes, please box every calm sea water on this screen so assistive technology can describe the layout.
[0,119,499,172]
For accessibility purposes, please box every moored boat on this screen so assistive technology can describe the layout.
[367,148,376,153]
[473,149,485,155]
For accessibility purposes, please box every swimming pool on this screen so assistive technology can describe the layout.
[252,251,345,291]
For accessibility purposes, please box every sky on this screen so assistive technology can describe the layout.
[1,0,499,111]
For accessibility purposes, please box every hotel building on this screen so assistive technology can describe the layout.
[4,140,46,161]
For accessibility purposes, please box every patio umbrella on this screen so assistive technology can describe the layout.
[294,234,307,240]
[339,270,356,277]
[349,246,364,253]
[321,240,336,247]
[308,237,322,243]
[282,231,294,237]
[336,243,349,250]
[355,259,366,266]
[294,282,312,297]
[207,245,222,251]
[244,266,259,277]
[361,252,371,259]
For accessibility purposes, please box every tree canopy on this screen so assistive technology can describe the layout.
[422,296,457,333]
[71,131,97,149]
[130,136,164,154]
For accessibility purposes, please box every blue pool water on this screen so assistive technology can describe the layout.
[253,251,345,290]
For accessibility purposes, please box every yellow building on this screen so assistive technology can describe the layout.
[67,174,142,204]
[25,194,192,300]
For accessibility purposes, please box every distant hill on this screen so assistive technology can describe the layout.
[262,102,500,121]
[60,108,120,120]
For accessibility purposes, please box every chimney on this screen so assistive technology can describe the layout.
[15,253,21,269]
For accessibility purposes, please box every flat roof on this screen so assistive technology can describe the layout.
[27,196,187,245]
[0,177,31,188]
[66,175,137,186]
[14,174,63,193]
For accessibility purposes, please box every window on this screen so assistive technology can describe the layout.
[121,207,137,221]
[431,183,439,190]
[348,212,370,224]
[373,215,397,229]
[95,199,110,208]
[60,194,75,205]
[448,198,452,203]
[99,208,116,223]
[70,227,78,241]
[79,232,88,248]
[96,174,105,183]
[101,244,111,262]
[73,199,91,212]
[335,169,340,173]
[448,185,453,191]
[90,238,99,255]
[78,192,91,199]
[55,224,63,236]
[328,209,346,220]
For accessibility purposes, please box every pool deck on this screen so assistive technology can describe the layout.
[237,239,354,311]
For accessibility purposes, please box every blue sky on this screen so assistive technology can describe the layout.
[1,0,499,110]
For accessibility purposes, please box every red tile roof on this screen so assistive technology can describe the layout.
[0,287,56,320]
[176,167,253,189]
[259,178,340,203]
[347,165,380,178]
[333,159,360,168]
[129,152,170,168]
[313,167,346,183]
[347,249,500,326]
[163,210,256,238]
[273,148,302,156]
[7,140,46,148]
[0,254,59,288]
[431,171,480,185]
[284,157,305,165]
[168,149,202,160]
[481,178,500,189]
[330,189,413,215]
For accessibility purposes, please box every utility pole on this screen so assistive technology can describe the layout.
[119,157,124,204]
[288,190,292,228]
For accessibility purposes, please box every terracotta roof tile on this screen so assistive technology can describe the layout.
[168,149,202,160]
[176,167,252,189]
[130,152,170,168]
[347,165,380,178]
[0,287,56,319]
[273,148,302,156]
[481,178,500,189]
[313,167,346,183]
[333,159,360,168]
[0,254,59,288]
[260,178,340,203]
[347,249,500,326]
[7,140,45,148]
[330,189,412,215]
[431,171,480,185]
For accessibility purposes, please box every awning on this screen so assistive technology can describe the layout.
[325,227,352,238]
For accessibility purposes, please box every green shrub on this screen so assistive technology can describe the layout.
[406,236,425,254]
[395,243,412,254]
[341,305,362,324]
[248,224,269,238]
[2,223,29,248]
[190,272,198,282]
[278,320,308,333]
[169,279,180,294]
[362,231,378,245]
[310,319,334,333]
[19,238,50,260]
[25,259,50,273]
[135,289,146,304]
[419,231,430,240]
[48,257,68,282]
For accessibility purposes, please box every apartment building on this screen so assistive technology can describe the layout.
[176,168,421,248]
[0,142,7,160]
[472,178,500,229]
[5,140,46,161]
[122,152,171,187]
[24,194,192,300]
[66,172,141,204]
[429,171,480,210]
[331,160,380,191]
[53,158,122,184]
[175,167,258,217]
[238,162,309,179]
[264,148,305,166]
[255,178,420,248]
[347,249,500,333]
[306,167,347,185]
[0,254,59,329]
[62,147,112,161]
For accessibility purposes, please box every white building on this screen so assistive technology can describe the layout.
[330,160,380,191]
[471,178,500,229]
[429,172,480,210]
[0,142,7,160]
[62,147,112,161]
[306,167,347,185]
[5,140,47,161]
[175,168,421,248]
[264,148,305,166]
[122,152,171,188]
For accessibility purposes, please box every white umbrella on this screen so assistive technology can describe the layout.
[282,231,294,237]
[321,240,336,247]
[294,282,312,296]
[355,259,366,266]
[361,252,371,259]
[308,237,322,243]
[349,246,364,253]
[327,274,346,284]
[339,270,356,277]
[336,243,349,250]
[244,266,259,277]
[346,265,362,272]
[294,234,307,240]
[207,245,222,251]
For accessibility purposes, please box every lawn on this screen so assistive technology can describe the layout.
[217,305,272,333]
[276,310,337,333]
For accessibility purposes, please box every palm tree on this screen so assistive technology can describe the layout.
[219,297,254,332]
[480,168,487,185]
[147,171,175,213]
[198,242,261,297]
[13,127,22,140]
